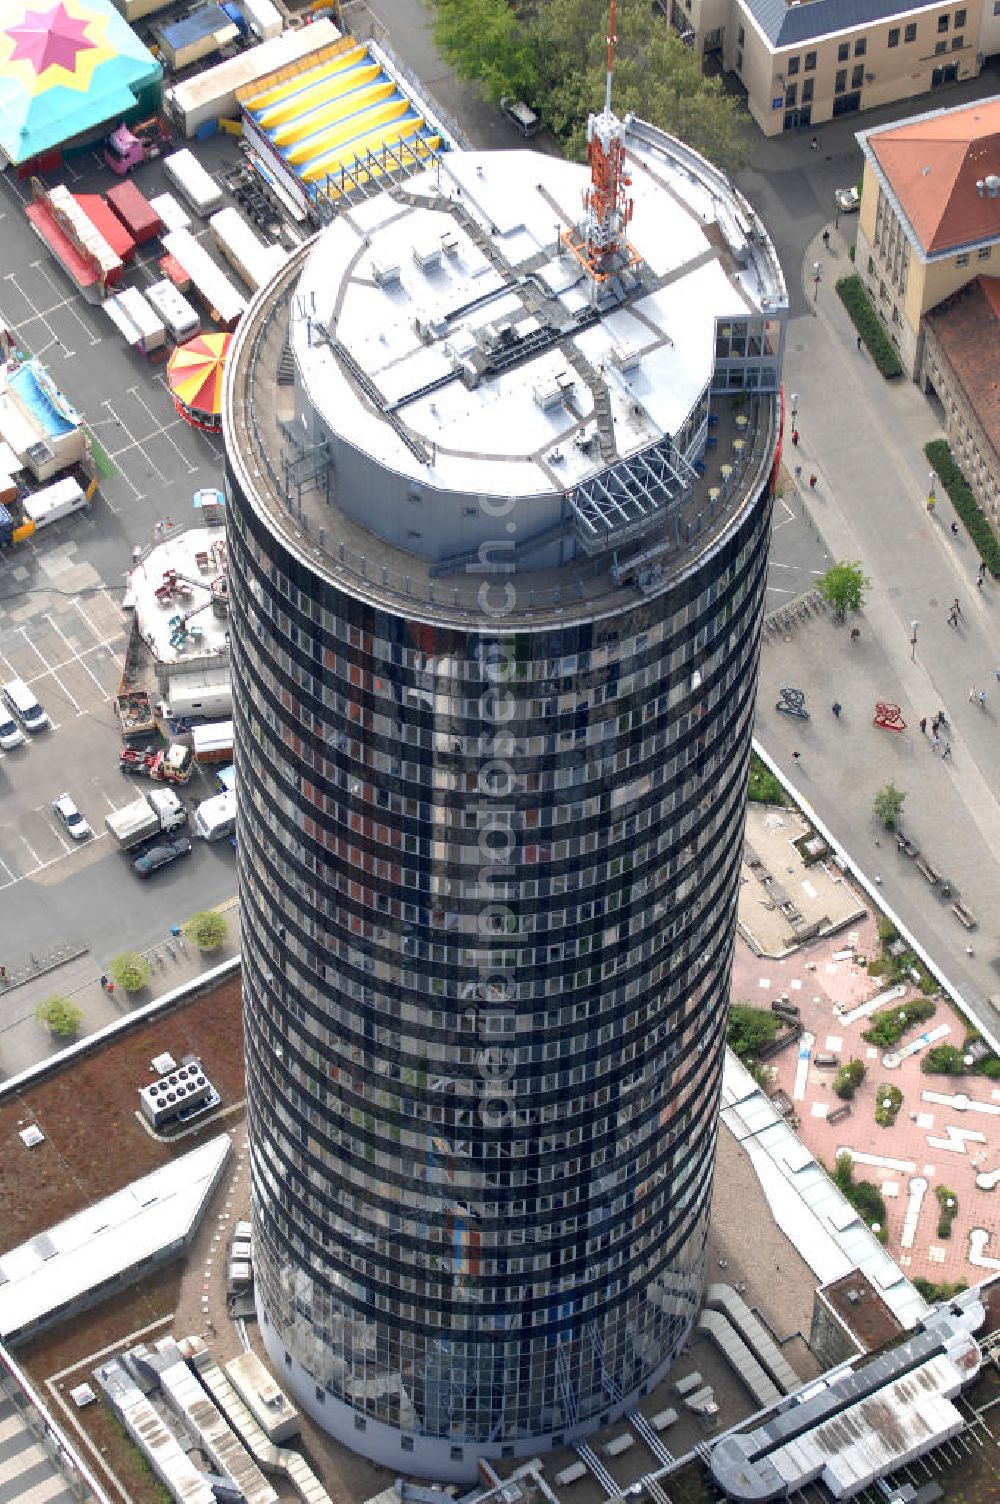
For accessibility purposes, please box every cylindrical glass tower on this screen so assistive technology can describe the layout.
[224,121,786,1480]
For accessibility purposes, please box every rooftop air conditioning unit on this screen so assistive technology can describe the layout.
[371,259,400,288]
[573,425,597,451]
[440,234,459,257]
[611,344,642,373]
[412,242,442,272]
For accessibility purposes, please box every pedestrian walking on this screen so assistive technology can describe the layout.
[792,750,801,763]
[978,561,986,581]
[822,228,830,247]
[979,690,987,711]
[948,609,958,628]
[978,573,984,591]
[792,428,800,446]
[808,473,818,489]
[856,333,862,351]
[942,741,952,759]
[810,137,819,151]
[106,981,115,997]
[850,627,861,642]
[919,716,927,734]
[995,669,1000,684]
[100,974,108,990]
[953,597,962,617]
[950,521,959,536]
[832,702,842,718]
[926,495,936,513]
[0,966,6,982]
[931,733,941,752]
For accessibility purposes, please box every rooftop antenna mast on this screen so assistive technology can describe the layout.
[561,0,641,295]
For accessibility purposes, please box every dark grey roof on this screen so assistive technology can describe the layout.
[742,0,941,50]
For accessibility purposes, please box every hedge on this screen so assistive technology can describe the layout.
[835,275,903,378]
[925,439,1000,578]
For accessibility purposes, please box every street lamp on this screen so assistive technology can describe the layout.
[812,261,823,303]
[790,392,799,424]
[909,620,919,661]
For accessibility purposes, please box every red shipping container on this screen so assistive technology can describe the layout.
[106,181,162,245]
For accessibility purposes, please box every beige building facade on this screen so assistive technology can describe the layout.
[671,0,992,137]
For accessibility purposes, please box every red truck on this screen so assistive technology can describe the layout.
[106,181,162,245]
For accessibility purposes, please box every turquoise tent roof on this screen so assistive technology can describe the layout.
[0,0,161,167]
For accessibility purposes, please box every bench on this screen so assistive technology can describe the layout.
[951,901,977,930]
[828,1104,852,1126]
[915,855,940,885]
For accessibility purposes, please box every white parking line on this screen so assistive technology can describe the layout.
[0,850,15,884]
[18,834,42,867]
[32,258,100,347]
[75,598,126,667]
[44,613,111,700]
[19,625,84,716]
[3,270,58,350]
[127,386,199,475]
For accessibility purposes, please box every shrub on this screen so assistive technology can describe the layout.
[876,918,897,943]
[184,909,229,952]
[727,1004,781,1060]
[748,753,786,806]
[36,995,83,1037]
[979,1056,1000,1080]
[863,1000,936,1047]
[913,1276,967,1303]
[921,1044,965,1076]
[850,1178,888,1238]
[833,1058,866,1099]
[110,951,152,993]
[836,275,903,378]
[935,1185,958,1239]
[874,1083,903,1127]
[833,1151,854,1191]
[926,439,1000,578]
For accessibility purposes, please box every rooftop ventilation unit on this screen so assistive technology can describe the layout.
[412,241,442,272]
[573,424,598,452]
[440,234,459,257]
[533,371,575,411]
[610,344,642,374]
[371,258,400,288]
[413,311,449,341]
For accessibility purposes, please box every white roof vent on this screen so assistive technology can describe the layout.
[412,241,442,272]
[610,342,642,373]
[371,258,400,288]
[983,175,1000,199]
[533,372,575,410]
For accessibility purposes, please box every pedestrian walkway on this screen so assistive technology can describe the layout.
[761,228,1000,1033]
[0,897,239,1082]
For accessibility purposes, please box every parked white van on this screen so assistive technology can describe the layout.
[2,677,49,731]
[0,708,26,749]
[194,790,236,842]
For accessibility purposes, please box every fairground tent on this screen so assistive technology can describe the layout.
[0,0,161,168]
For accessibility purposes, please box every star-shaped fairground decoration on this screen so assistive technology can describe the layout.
[9,3,95,73]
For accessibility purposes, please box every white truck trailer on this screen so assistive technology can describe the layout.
[105,789,187,849]
[163,149,224,216]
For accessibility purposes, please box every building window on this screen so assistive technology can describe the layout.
[802,78,814,102]
[736,48,743,70]
[905,21,917,39]
[956,253,969,266]
[888,27,900,45]
[978,246,992,260]
[788,55,800,74]
[854,37,867,55]
[835,68,847,92]
[738,24,745,44]
[805,50,817,69]
[401,1437,415,1453]
[785,83,797,105]
[937,12,949,29]
[952,34,963,47]
[837,42,849,60]
[852,63,865,87]
[450,1447,464,1462]
[934,39,947,52]
[955,6,966,20]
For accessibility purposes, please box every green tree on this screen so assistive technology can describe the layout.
[726,1003,780,1059]
[111,951,152,993]
[833,1058,866,1099]
[184,910,229,952]
[432,0,750,171]
[921,1044,965,1075]
[36,995,82,1037]
[433,0,539,104]
[818,559,871,618]
[873,782,905,831]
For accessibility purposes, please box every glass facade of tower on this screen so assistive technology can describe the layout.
[227,467,772,1475]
